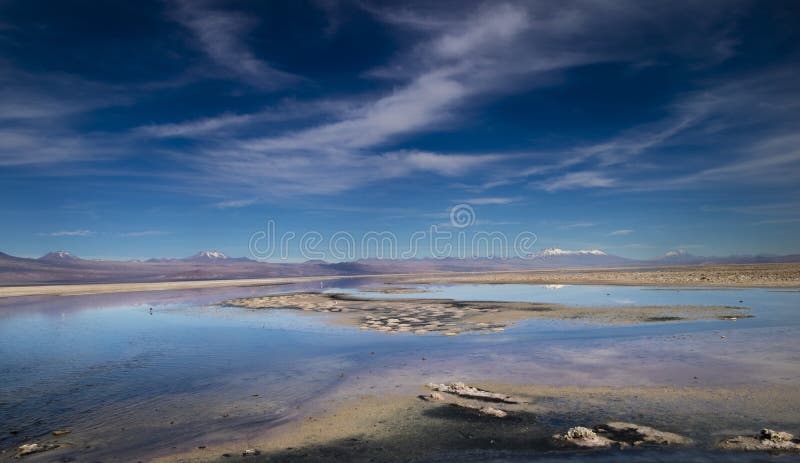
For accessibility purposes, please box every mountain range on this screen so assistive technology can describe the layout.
[1,248,799,286]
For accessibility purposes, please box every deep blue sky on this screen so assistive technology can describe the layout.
[1,0,799,260]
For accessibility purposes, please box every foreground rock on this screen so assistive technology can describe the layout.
[419,391,446,402]
[420,384,510,418]
[595,422,693,446]
[426,382,520,404]
[474,406,508,418]
[16,443,59,457]
[553,427,616,448]
[553,422,691,449]
[447,401,509,418]
[720,428,800,452]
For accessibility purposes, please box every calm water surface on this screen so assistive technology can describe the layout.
[1,282,799,461]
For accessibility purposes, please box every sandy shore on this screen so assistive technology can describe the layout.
[1,263,797,298]
[152,382,800,462]
[0,275,375,298]
[398,263,800,288]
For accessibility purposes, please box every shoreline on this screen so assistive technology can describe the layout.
[149,382,800,462]
[0,263,798,298]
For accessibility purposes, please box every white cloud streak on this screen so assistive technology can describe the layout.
[560,222,596,229]
[168,0,297,89]
[118,230,169,237]
[536,171,616,192]
[458,197,520,205]
[43,230,95,237]
[213,199,258,209]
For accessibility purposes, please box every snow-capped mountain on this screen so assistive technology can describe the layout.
[664,250,688,258]
[196,250,228,259]
[651,250,711,265]
[183,250,229,262]
[534,248,608,257]
[526,248,632,268]
[38,250,81,262]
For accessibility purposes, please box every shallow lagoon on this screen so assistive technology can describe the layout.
[1,282,799,461]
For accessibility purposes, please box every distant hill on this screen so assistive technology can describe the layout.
[0,250,355,285]
[643,250,800,266]
[0,249,798,286]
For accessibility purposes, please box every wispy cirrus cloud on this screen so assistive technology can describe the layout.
[753,218,800,225]
[2,0,795,205]
[609,229,634,236]
[163,1,636,195]
[559,222,596,229]
[634,132,800,191]
[135,99,354,138]
[535,171,616,192]
[213,199,257,209]
[457,197,521,205]
[140,4,539,195]
[118,230,169,237]
[526,66,800,193]
[168,0,297,89]
[187,149,504,195]
[41,230,95,237]
[0,62,129,122]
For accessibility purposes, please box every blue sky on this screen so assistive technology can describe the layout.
[1,0,799,260]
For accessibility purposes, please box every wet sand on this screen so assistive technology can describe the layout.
[0,276,340,298]
[224,292,751,335]
[153,382,800,462]
[358,286,433,294]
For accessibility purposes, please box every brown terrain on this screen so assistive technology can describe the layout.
[398,263,800,288]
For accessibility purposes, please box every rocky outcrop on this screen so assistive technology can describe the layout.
[720,428,800,452]
[595,421,693,446]
[450,402,508,418]
[474,406,508,418]
[426,382,520,403]
[553,427,616,448]
[419,391,446,401]
[553,422,691,449]
[16,443,59,457]
[419,384,510,418]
